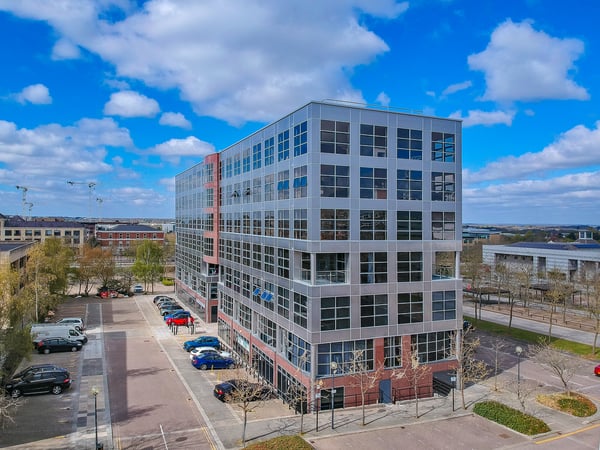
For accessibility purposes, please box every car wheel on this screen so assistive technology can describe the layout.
[199,364,208,370]
[11,389,21,398]
[228,363,235,369]
[51,385,63,395]
[71,346,78,352]
[43,348,50,354]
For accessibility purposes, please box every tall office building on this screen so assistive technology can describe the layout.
[176,101,462,409]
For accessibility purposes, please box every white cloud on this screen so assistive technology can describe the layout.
[146,136,215,165]
[51,38,80,59]
[159,112,191,129]
[104,90,160,118]
[375,92,390,107]
[441,80,472,97]
[0,117,133,182]
[468,20,589,102]
[465,121,600,184]
[463,171,600,224]
[0,0,406,124]
[159,177,176,192]
[449,109,514,127]
[16,83,52,104]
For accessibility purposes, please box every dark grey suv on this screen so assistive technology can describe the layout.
[4,368,72,398]
[12,364,67,379]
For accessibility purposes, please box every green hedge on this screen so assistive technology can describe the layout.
[473,400,550,435]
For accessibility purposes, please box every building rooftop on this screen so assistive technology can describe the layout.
[508,241,600,251]
[4,217,85,228]
[100,224,161,232]
[0,242,32,251]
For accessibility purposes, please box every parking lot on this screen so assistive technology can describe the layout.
[2,291,600,450]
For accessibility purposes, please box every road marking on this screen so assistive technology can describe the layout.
[535,422,600,444]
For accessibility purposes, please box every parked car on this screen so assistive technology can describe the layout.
[154,295,173,304]
[183,335,221,352]
[191,353,235,370]
[133,284,144,294]
[160,304,184,316]
[156,297,176,307]
[594,364,600,376]
[156,300,179,310]
[189,346,231,360]
[56,317,84,332]
[36,337,83,354]
[213,379,273,402]
[165,311,194,326]
[12,364,67,380]
[4,367,72,398]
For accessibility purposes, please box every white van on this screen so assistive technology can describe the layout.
[31,324,88,346]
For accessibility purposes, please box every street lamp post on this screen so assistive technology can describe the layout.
[515,346,523,395]
[91,386,100,450]
[330,361,338,430]
[315,380,322,432]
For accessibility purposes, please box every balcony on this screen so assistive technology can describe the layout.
[315,270,346,284]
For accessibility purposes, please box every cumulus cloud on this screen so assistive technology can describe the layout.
[375,92,390,107]
[0,118,131,180]
[104,90,160,118]
[465,121,600,184]
[463,170,600,224]
[52,38,80,59]
[468,20,589,102]
[159,112,192,129]
[0,0,407,124]
[145,136,215,164]
[449,109,515,127]
[15,83,52,104]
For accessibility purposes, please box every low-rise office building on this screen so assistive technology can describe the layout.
[0,214,86,253]
[95,223,165,254]
[176,101,463,411]
[482,231,600,282]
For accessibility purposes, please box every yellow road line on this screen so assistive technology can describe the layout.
[535,422,600,444]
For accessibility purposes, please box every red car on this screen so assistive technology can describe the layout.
[594,364,600,376]
[166,311,194,327]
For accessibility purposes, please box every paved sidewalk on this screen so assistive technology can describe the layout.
[463,305,597,345]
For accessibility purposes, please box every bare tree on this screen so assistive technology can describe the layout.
[515,265,534,310]
[488,337,508,392]
[393,346,430,418]
[495,263,520,328]
[587,275,600,355]
[531,340,581,396]
[346,349,385,425]
[218,369,272,447]
[545,269,571,339]
[286,352,310,434]
[450,330,490,410]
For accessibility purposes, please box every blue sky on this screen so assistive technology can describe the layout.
[0,0,598,225]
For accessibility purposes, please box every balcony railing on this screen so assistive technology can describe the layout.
[315,270,346,284]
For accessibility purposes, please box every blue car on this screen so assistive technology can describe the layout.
[164,310,191,322]
[183,335,221,352]
[191,353,235,370]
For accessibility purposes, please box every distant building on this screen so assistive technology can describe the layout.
[462,226,500,244]
[95,223,165,254]
[482,231,600,282]
[0,214,86,253]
